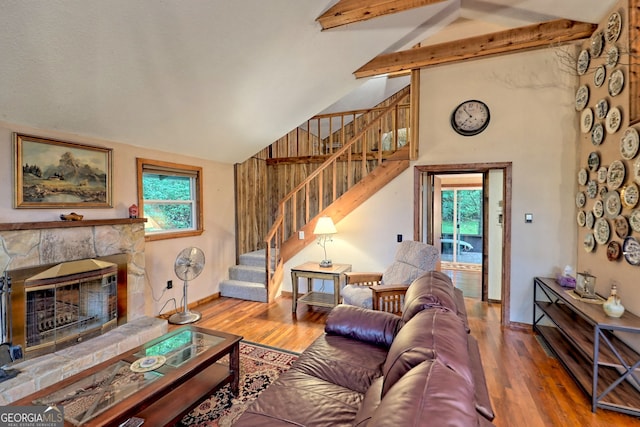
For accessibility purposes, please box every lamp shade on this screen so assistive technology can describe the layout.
[313,216,337,235]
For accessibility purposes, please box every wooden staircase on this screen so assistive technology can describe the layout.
[223,85,415,302]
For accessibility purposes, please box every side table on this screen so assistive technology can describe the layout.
[291,262,352,313]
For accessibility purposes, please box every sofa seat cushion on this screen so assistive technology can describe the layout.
[352,376,383,427]
[382,307,472,396]
[235,370,363,427]
[368,359,478,427]
[293,334,388,394]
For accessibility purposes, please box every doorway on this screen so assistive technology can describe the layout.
[414,163,512,326]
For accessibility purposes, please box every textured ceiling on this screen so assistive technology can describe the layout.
[0,0,617,164]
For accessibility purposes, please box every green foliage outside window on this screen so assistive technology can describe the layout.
[441,189,482,235]
[143,174,194,232]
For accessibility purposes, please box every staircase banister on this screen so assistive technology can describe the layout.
[264,214,283,244]
[311,102,409,120]
[279,93,410,203]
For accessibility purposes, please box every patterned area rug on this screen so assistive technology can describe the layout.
[178,341,299,427]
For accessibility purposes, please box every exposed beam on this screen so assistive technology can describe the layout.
[354,19,597,78]
[317,0,446,30]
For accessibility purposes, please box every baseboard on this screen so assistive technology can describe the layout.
[158,293,220,319]
[507,321,532,331]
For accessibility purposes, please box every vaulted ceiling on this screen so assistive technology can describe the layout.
[0,0,617,164]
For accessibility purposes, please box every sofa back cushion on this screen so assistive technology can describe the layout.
[381,307,472,397]
[401,271,458,322]
[368,359,478,427]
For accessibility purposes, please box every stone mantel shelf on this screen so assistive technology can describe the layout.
[0,217,146,231]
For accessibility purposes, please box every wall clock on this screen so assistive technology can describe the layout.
[450,100,490,136]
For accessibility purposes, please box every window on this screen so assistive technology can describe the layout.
[137,158,203,241]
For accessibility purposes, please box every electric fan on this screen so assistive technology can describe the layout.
[169,247,205,325]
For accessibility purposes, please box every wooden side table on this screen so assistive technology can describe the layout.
[291,262,352,313]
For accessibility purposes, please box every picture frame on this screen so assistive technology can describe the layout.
[14,134,113,208]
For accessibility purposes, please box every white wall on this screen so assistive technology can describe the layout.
[286,46,579,324]
[0,122,236,317]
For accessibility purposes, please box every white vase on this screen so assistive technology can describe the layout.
[603,284,625,318]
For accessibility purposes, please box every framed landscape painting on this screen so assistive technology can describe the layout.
[14,134,113,208]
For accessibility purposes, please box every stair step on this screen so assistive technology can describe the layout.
[229,265,266,284]
[239,249,275,268]
[220,279,267,302]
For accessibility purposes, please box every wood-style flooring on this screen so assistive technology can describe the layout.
[182,290,640,426]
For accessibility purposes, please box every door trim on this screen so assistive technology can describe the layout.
[414,162,512,327]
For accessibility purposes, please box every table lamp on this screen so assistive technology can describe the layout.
[313,216,337,267]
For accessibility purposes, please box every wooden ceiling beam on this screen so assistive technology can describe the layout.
[317,0,447,30]
[354,19,597,78]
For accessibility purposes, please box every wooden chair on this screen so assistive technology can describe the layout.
[341,241,440,315]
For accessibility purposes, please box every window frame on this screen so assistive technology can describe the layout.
[136,158,204,241]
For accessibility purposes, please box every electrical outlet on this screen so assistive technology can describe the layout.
[298,231,305,240]
[167,280,173,289]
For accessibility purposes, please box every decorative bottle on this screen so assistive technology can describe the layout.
[603,284,625,318]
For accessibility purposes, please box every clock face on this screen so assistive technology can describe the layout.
[451,100,490,136]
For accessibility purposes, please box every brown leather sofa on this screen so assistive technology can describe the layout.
[234,271,495,426]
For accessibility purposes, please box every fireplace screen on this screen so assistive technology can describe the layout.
[6,259,120,359]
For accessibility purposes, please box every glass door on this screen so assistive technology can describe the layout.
[440,187,482,265]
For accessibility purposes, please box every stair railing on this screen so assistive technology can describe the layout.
[264,89,411,293]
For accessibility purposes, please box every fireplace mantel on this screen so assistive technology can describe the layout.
[0,217,146,231]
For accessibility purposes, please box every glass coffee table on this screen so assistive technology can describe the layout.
[14,326,242,427]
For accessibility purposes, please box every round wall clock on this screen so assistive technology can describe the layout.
[450,100,490,136]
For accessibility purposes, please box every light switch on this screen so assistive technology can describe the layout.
[298,231,305,239]
[525,213,533,223]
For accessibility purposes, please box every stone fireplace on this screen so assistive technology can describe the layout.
[0,218,167,404]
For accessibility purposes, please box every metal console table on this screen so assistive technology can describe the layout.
[533,277,640,417]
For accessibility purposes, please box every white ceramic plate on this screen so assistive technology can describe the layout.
[594,65,606,87]
[623,236,640,266]
[581,108,594,133]
[591,31,604,57]
[606,45,619,69]
[577,210,586,227]
[594,217,610,245]
[622,183,639,209]
[606,11,622,43]
[578,168,588,185]
[584,233,595,253]
[609,69,624,97]
[614,215,629,239]
[595,99,608,119]
[605,107,622,134]
[621,127,640,160]
[591,123,604,146]
[586,210,595,229]
[588,152,600,172]
[577,49,590,75]
[593,200,604,218]
[597,166,608,184]
[607,160,625,190]
[635,158,640,185]
[604,190,622,218]
[587,180,598,199]
[576,191,586,208]
[630,210,640,233]
[575,85,589,111]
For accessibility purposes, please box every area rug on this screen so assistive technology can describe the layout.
[178,341,299,427]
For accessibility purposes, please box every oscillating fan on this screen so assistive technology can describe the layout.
[169,247,205,325]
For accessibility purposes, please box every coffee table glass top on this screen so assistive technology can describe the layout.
[32,327,228,426]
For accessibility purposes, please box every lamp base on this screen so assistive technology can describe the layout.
[168,310,201,325]
[319,259,333,268]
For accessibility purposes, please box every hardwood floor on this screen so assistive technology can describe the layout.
[182,295,640,426]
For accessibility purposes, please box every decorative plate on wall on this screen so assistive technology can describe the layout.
[630,210,640,233]
[621,127,640,160]
[599,185,609,199]
[607,160,625,190]
[586,210,595,229]
[588,151,600,171]
[635,158,640,185]
[576,85,589,111]
[606,45,619,69]
[577,49,590,75]
[581,108,594,133]
[576,191,587,208]
[597,166,608,183]
[606,11,622,43]
[595,99,608,119]
[578,168,588,185]
[591,123,604,145]
[594,217,611,245]
[591,31,604,57]
[622,236,640,266]
[594,65,606,87]
[614,215,629,239]
[605,107,622,134]
[587,180,598,199]
[609,69,624,97]
[604,190,622,218]
[607,241,621,261]
[593,199,604,218]
[577,210,586,227]
[584,233,596,252]
[622,183,639,209]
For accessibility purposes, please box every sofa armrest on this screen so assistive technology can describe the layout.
[370,284,409,315]
[325,304,403,348]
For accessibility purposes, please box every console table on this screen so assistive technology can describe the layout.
[291,262,351,313]
[533,277,640,416]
